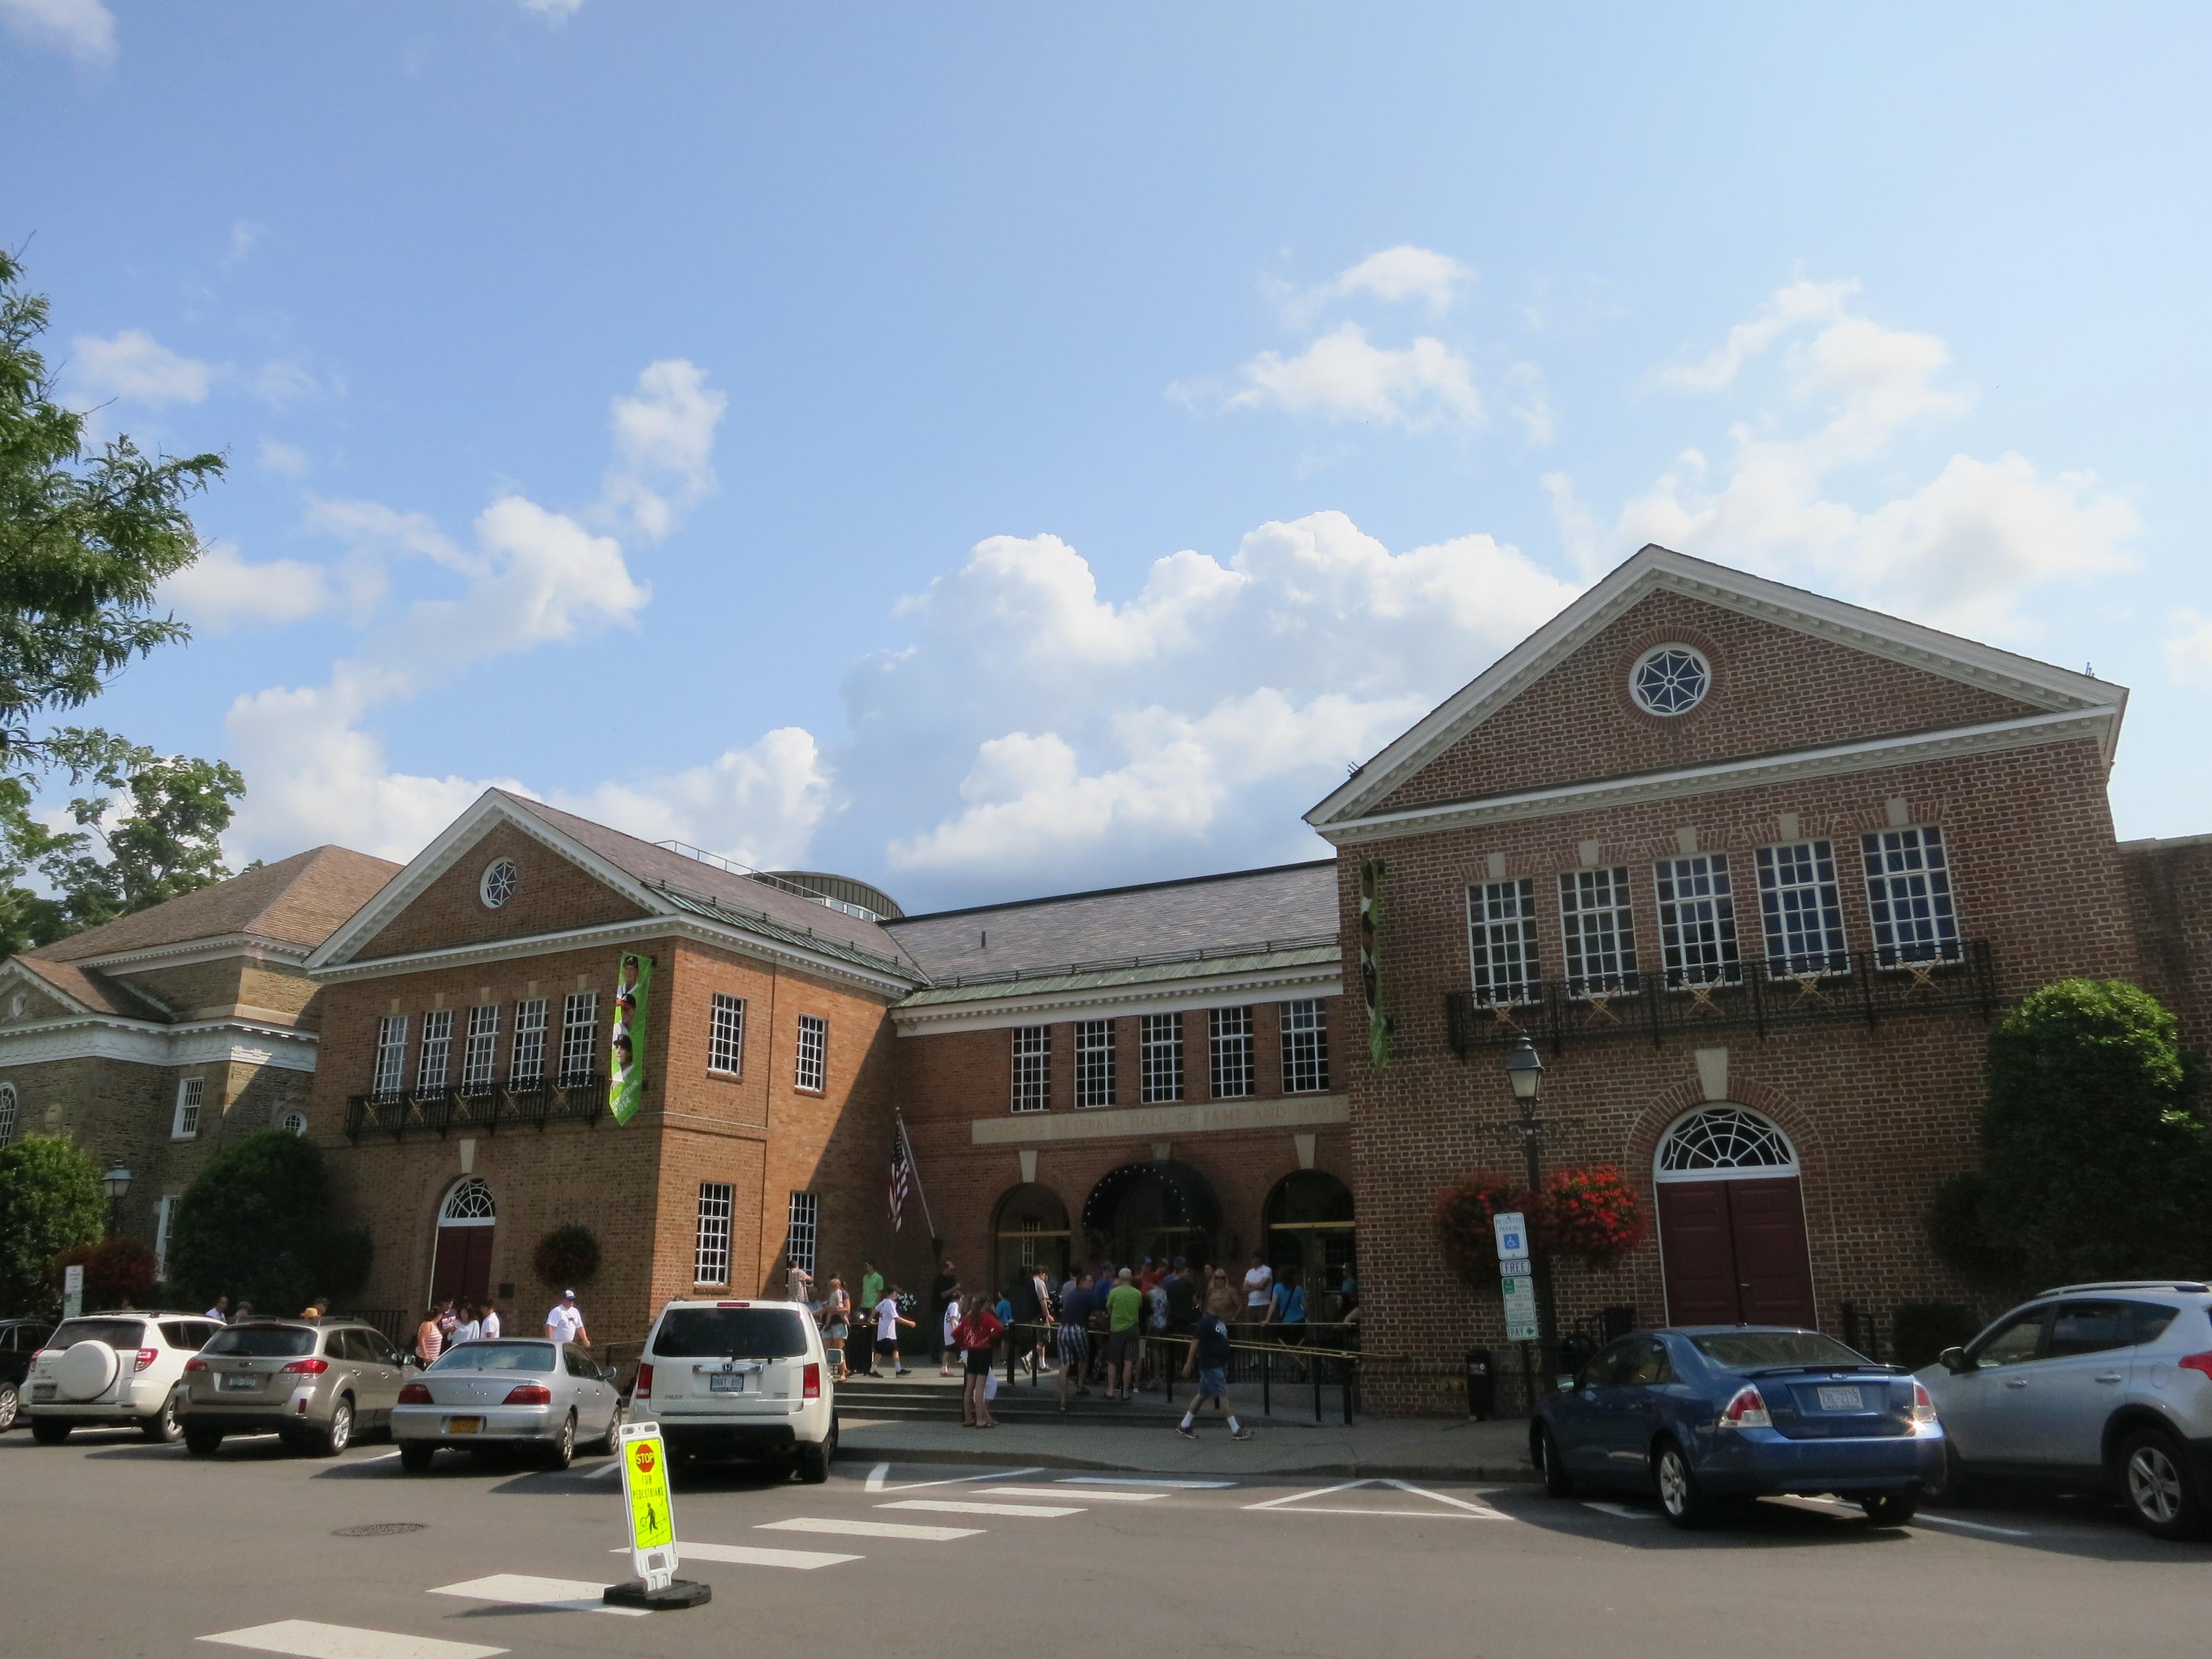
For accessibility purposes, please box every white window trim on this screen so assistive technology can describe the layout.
[1139,1011,1183,1104]
[0,1080,16,1147]
[154,1193,181,1281]
[1074,1018,1116,1109]
[1280,999,1329,1095]
[1467,878,1541,1006]
[694,1181,734,1286]
[171,1076,204,1140]
[461,1004,500,1094]
[1629,642,1713,717]
[417,1008,454,1092]
[1011,1024,1051,1113]
[510,998,549,1088]
[708,993,747,1077]
[795,1013,827,1093]
[1559,867,1640,995]
[1653,1104,1801,1183]
[1755,839,1849,978]
[1861,823,1964,968]
[786,1190,819,1275]
[372,1014,410,1099]
[1654,853,1740,987]
[558,991,599,1085]
[1209,1005,1255,1100]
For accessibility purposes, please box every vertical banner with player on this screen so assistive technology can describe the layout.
[609,952,653,1125]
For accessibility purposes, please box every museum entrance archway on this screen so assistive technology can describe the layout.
[992,1183,1071,1302]
[1081,1161,1220,1272]
[1264,1170,1355,1323]
[429,1176,497,1309]
[1653,1105,1817,1328]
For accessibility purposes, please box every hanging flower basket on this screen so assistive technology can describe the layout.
[533,1223,601,1288]
[1534,1165,1647,1270]
[1432,1172,1530,1287]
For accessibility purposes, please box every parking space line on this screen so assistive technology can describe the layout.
[1580,1502,1656,1520]
[1914,1514,2033,1538]
[202,1621,508,1659]
[879,1498,1084,1518]
[670,1542,860,1569]
[430,1575,644,1617]
[761,1517,983,1541]
[1055,1476,1234,1489]
[1243,1479,1512,1520]
[582,1460,625,1480]
[989,1486,1167,1503]
[864,1464,1042,1493]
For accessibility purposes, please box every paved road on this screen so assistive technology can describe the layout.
[4,1425,2206,1657]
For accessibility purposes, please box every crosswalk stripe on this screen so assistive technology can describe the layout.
[1056,1476,1234,1489]
[430,1575,644,1618]
[879,1498,1084,1518]
[760,1517,983,1541]
[674,1542,860,1569]
[202,1621,507,1659]
[990,1486,1166,1503]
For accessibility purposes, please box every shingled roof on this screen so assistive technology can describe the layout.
[28,845,401,966]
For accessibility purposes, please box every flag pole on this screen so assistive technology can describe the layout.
[895,1110,939,1251]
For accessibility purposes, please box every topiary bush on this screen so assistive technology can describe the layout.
[0,1136,105,1317]
[533,1223,601,1289]
[166,1130,373,1312]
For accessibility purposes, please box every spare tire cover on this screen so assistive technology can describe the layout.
[55,1339,119,1401]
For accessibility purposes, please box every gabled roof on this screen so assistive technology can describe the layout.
[3,954,167,1020]
[1306,544,2127,830]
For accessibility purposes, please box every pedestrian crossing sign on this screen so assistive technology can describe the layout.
[618,1423,679,1590]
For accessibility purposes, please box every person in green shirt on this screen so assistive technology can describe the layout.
[1105,1266,1145,1402]
[859,1263,885,1374]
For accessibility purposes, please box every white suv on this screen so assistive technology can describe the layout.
[27,1312,226,1444]
[632,1298,837,1481]
[1918,1281,2212,1538]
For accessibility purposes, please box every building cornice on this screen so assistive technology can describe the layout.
[892,960,1343,1035]
[1314,708,2114,847]
[970,1093,1350,1146]
[0,1014,320,1073]
[72,932,312,973]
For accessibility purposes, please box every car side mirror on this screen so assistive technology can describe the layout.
[1938,1345,1970,1374]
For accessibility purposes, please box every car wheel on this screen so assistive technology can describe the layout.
[1535,1427,1575,1498]
[594,1397,625,1455]
[30,1418,71,1445]
[544,1412,576,1470]
[142,1392,184,1444]
[399,1442,435,1473]
[1860,1489,1919,1527]
[2121,1426,2205,1540]
[185,1427,224,1456]
[0,1381,18,1432]
[798,1423,832,1484]
[1653,1439,1714,1530]
[312,1397,354,1458]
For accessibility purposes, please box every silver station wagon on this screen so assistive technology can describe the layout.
[393,1338,623,1472]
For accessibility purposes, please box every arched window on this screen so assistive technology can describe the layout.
[1655,1105,1797,1182]
[280,1110,309,1136]
[440,1176,497,1224]
[0,1082,16,1146]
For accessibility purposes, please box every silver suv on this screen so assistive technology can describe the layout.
[1918,1281,2212,1538]
[179,1318,408,1457]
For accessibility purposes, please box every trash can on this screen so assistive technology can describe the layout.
[1464,1347,1496,1420]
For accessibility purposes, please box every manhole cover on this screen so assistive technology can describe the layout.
[332,1523,427,1538]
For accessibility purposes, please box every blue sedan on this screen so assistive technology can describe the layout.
[1531,1327,1945,1528]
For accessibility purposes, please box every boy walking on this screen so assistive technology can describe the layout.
[874,1284,914,1376]
[1177,1306,1251,1440]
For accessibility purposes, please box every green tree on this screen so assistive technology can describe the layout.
[0,1136,105,1317]
[26,728,243,934]
[165,1131,373,1313]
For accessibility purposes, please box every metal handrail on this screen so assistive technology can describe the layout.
[1000,1322,1359,1425]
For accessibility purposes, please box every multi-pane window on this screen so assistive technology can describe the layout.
[372,1015,409,1099]
[1863,826,1962,966]
[1140,1012,1184,1104]
[461,1005,499,1094]
[510,998,549,1088]
[1011,1025,1051,1113]
[0,1081,16,1146]
[1655,854,1740,985]
[1559,868,1639,994]
[559,992,599,1084]
[1209,1006,1255,1099]
[1467,879,1541,1004]
[171,1077,204,1139]
[795,1013,827,1092]
[708,993,747,1076]
[154,1193,180,1281]
[1756,840,1849,976]
[417,1009,454,1092]
[786,1190,819,1275]
[1075,1019,1117,1109]
[1019,1215,1042,1268]
[694,1182,734,1286]
[1281,999,1330,1094]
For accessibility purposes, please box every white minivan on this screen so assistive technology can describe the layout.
[630,1298,837,1481]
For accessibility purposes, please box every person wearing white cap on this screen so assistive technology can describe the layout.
[545,1288,589,1347]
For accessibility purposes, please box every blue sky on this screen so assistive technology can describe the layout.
[7,3,2209,911]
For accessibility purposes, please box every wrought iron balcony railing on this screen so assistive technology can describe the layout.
[1444,939,1996,1057]
[344,1075,608,1141]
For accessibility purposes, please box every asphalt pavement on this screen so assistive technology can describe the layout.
[5,1422,2208,1657]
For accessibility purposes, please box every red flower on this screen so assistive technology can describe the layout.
[1534,1165,1647,1269]
[1431,1172,1530,1287]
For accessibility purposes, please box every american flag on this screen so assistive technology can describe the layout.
[886,1128,911,1232]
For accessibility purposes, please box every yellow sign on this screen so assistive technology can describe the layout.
[624,1431,675,1552]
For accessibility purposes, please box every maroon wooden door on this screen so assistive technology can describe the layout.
[431,1225,494,1307]
[1656,1177,1817,1328]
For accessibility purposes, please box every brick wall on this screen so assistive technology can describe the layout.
[2117,837,2212,1055]
[357,822,650,959]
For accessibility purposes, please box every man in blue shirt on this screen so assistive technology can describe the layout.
[1057,1271,1093,1405]
[1177,1308,1251,1440]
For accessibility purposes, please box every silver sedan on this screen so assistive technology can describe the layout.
[392,1339,623,1472]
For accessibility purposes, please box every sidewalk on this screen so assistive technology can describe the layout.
[836,1411,1536,1481]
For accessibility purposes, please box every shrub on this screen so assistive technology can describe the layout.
[55,1235,157,1308]
[533,1223,601,1289]
[166,1131,373,1312]
[0,1137,105,1317]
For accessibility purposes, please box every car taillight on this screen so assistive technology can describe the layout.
[2179,1352,2212,1380]
[1911,1380,1938,1424]
[1720,1385,1772,1430]
[398,1382,432,1404]
[503,1383,553,1405]
[281,1358,330,1374]
[32,1349,53,1363]
[635,1363,653,1399]
[134,1348,160,1373]
[802,1361,821,1400]
[184,1357,208,1373]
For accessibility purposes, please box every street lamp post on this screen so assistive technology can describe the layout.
[101,1164,132,1237]
[1500,1040,1559,1392]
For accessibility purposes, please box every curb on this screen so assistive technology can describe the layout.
[836,1437,1538,1484]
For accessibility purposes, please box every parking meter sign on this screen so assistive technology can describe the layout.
[1501,1274,1540,1342]
[618,1423,679,1590]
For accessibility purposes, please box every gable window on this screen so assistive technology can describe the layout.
[1011,1025,1051,1113]
[1655,854,1739,986]
[1756,840,1849,976]
[510,998,549,1088]
[0,1081,16,1146]
[1075,1019,1117,1109]
[1559,868,1639,994]
[708,993,747,1077]
[1140,1013,1184,1104]
[372,1015,409,1099]
[1630,643,1711,716]
[1863,826,1962,966]
[461,1005,500,1094]
[1209,1006,1255,1099]
[787,1190,819,1275]
[417,1009,454,1092]
[1281,999,1330,1094]
[171,1077,204,1139]
[479,857,519,909]
[694,1182,733,1286]
[1467,879,1540,1005]
[794,1013,827,1092]
[558,992,599,1084]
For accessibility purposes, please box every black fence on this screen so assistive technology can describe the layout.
[1004,1322,1360,1424]
[345,1076,608,1141]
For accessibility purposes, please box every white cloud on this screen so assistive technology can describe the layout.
[561,728,830,871]
[258,439,310,475]
[1214,322,1483,429]
[519,0,582,17]
[254,358,320,408]
[1654,277,1859,393]
[2163,612,2212,689]
[72,330,215,405]
[160,541,332,632]
[225,220,262,266]
[1504,362,1554,446]
[600,358,727,540]
[1276,244,1474,326]
[0,0,116,62]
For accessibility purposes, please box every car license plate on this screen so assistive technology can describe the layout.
[709,1372,748,1392]
[1817,1385,1863,1412]
[222,1373,260,1390]
[446,1416,483,1433]
[33,1384,56,1402]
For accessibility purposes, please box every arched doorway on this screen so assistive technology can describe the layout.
[1653,1105,1817,1328]
[1081,1162,1220,1271]
[1264,1171,1355,1322]
[430,1177,497,1309]
[992,1183,1072,1301]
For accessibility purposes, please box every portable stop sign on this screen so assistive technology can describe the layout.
[606,1421,708,1609]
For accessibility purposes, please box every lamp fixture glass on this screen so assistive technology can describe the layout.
[1503,1037,1545,1103]
[102,1164,132,1201]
